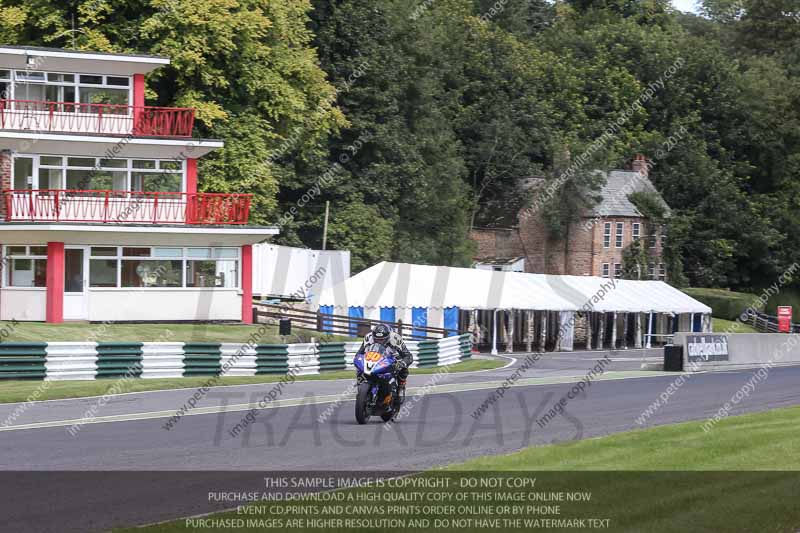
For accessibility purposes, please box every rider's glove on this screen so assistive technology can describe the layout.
[395,360,407,371]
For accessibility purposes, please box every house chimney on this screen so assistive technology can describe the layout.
[632,154,649,178]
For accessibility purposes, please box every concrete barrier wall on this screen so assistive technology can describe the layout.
[675,332,800,372]
[0,334,472,381]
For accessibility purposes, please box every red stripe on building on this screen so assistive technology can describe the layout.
[46,242,65,323]
[241,244,253,324]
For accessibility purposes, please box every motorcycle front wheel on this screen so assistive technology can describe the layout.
[355,382,371,424]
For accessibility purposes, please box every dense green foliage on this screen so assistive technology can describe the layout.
[2,0,799,289]
[682,287,762,320]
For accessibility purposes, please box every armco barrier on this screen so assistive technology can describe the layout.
[45,343,97,380]
[255,345,289,374]
[675,332,800,372]
[96,342,143,379]
[437,336,462,366]
[458,333,472,360]
[287,343,319,376]
[416,340,439,368]
[183,343,222,376]
[219,343,257,377]
[0,342,48,380]
[141,343,184,379]
[0,335,473,381]
[318,342,346,371]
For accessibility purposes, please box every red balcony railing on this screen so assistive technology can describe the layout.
[2,190,251,225]
[0,100,195,137]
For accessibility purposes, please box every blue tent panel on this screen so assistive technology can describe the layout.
[444,307,459,337]
[380,307,396,325]
[348,306,364,336]
[412,307,427,339]
[319,305,333,333]
[692,313,702,332]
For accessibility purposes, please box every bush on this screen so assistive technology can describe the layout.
[682,288,763,321]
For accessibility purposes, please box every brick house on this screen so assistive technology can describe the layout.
[472,155,670,279]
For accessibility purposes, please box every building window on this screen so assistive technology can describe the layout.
[660,225,667,246]
[658,263,666,281]
[602,263,610,278]
[615,222,624,248]
[614,263,622,278]
[632,222,641,241]
[88,247,239,289]
[648,262,655,280]
[603,223,611,248]
[4,246,47,287]
[14,154,185,192]
[648,225,658,248]
[9,70,130,111]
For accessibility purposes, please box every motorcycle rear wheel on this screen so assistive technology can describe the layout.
[355,382,371,424]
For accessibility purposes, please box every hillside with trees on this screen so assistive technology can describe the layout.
[1,0,798,288]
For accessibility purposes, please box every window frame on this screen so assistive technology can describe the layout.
[632,222,641,241]
[601,263,610,278]
[658,263,666,281]
[2,245,48,289]
[613,263,622,279]
[88,246,241,290]
[7,69,132,108]
[603,222,611,249]
[615,222,624,248]
[15,154,186,192]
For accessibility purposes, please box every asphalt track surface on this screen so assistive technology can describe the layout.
[1,349,800,532]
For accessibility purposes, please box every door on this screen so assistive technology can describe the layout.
[64,246,89,320]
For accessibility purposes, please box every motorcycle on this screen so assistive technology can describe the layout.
[353,343,405,424]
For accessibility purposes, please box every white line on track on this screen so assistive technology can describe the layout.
[0,370,686,433]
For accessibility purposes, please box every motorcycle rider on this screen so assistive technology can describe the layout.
[355,323,413,409]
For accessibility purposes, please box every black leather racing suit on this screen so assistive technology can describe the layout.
[356,331,413,402]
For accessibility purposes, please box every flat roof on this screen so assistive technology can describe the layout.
[0,45,169,75]
[0,131,223,158]
[0,223,279,247]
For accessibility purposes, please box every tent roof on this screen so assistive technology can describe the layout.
[318,261,711,314]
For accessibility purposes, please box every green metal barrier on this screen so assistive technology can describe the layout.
[183,343,222,376]
[255,345,290,374]
[0,342,47,380]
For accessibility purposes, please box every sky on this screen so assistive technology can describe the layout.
[672,0,700,13]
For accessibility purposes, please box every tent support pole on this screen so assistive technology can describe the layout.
[598,313,605,350]
[585,312,592,351]
[491,310,498,356]
[541,311,548,352]
[646,312,653,349]
[621,312,628,350]
[506,310,514,353]
[525,310,533,352]
[610,312,617,350]
[634,312,642,349]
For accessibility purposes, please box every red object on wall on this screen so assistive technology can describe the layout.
[241,245,253,324]
[186,158,197,195]
[46,242,65,323]
[777,306,792,333]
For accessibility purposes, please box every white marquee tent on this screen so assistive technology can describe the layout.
[317,262,711,353]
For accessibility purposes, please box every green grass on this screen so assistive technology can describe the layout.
[448,405,800,471]
[120,406,800,533]
[0,320,356,343]
[0,358,501,404]
[712,317,759,334]
[682,287,760,321]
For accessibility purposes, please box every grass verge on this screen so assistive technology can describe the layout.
[712,317,759,334]
[0,321,354,343]
[0,358,501,404]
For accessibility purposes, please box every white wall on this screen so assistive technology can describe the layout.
[252,244,350,301]
[89,289,241,321]
[0,289,47,321]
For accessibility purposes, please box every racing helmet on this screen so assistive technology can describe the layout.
[372,324,392,344]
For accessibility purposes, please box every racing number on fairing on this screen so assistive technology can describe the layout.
[365,351,382,362]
